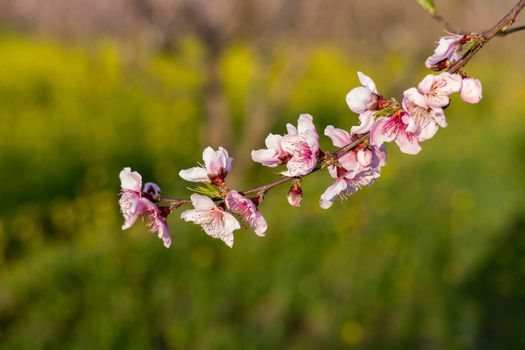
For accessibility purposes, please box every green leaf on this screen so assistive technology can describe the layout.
[374,106,397,118]
[417,0,436,14]
[461,39,480,57]
[187,183,222,198]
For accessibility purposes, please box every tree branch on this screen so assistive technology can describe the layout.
[162,0,525,209]
[448,0,525,73]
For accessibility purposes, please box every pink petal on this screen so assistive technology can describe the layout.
[120,167,142,192]
[324,125,351,148]
[418,122,439,142]
[156,219,171,248]
[370,117,396,147]
[432,108,447,128]
[226,190,267,237]
[396,130,421,155]
[346,87,375,114]
[297,114,316,134]
[350,111,375,135]
[460,77,482,104]
[190,193,217,211]
[202,146,217,173]
[286,123,298,136]
[119,192,145,230]
[251,149,282,167]
[265,133,284,152]
[356,148,373,167]
[179,167,210,183]
[403,87,427,108]
[357,71,377,93]
[320,178,348,209]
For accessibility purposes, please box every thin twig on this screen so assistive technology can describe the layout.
[448,0,525,74]
[497,24,525,36]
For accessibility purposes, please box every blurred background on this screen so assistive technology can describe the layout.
[1,0,525,348]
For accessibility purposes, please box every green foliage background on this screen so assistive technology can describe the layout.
[1,33,525,349]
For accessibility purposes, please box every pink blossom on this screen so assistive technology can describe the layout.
[251,114,319,176]
[346,72,378,114]
[370,111,422,155]
[417,73,462,108]
[251,133,289,167]
[179,146,233,185]
[119,167,171,248]
[460,77,483,104]
[180,194,240,248]
[425,35,463,70]
[321,126,387,208]
[280,114,320,177]
[225,190,267,236]
[402,87,447,142]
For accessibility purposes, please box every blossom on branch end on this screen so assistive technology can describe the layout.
[425,34,463,70]
[119,168,171,248]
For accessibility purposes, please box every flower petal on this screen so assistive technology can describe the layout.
[190,193,217,211]
[357,71,377,93]
[324,125,351,148]
[297,114,316,135]
[350,111,375,135]
[120,167,142,192]
[320,178,348,209]
[396,130,421,155]
[370,117,396,147]
[179,167,210,183]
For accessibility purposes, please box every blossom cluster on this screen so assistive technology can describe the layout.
[119,34,483,248]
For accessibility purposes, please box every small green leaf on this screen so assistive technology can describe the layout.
[461,39,480,57]
[374,106,397,118]
[417,0,436,14]
[187,183,222,198]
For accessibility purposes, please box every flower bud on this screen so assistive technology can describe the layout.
[346,87,376,114]
[143,182,161,200]
[460,77,482,104]
[287,180,303,207]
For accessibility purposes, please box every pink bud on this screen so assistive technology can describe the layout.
[460,77,482,104]
[143,182,161,200]
[346,87,376,114]
[287,180,303,207]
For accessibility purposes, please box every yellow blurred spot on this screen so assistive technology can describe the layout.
[340,321,364,345]
[191,244,215,269]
